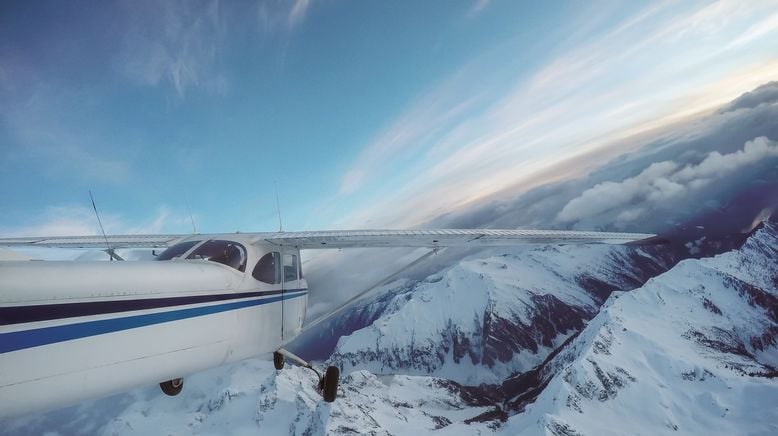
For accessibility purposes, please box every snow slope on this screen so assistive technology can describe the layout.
[500,220,778,435]
[1,357,500,436]
[329,244,671,385]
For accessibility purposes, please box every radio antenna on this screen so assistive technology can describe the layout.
[183,193,197,234]
[89,190,114,261]
[274,180,284,232]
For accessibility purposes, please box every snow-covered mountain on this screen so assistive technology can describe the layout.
[327,244,672,385]
[3,220,776,435]
[498,218,778,435]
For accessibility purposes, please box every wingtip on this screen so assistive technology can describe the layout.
[626,234,671,246]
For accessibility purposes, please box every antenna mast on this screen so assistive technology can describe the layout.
[183,194,197,234]
[89,190,114,261]
[274,180,283,232]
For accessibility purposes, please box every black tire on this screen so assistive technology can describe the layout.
[160,378,184,396]
[273,351,285,370]
[322,366,339,403]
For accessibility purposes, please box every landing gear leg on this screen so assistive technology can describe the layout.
[160,377,184,396]
[275,348,340,402]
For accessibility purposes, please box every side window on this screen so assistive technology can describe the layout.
[252,252,281,284]
[187,240,247,272]
[283,254,298,283]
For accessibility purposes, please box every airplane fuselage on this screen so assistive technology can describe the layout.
[0,236,307,419]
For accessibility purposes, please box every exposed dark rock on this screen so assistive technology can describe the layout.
[726,276,778,322]
[464,407,508,424]
[702,297,722,315]
[431,415,452,429]
[432,379,502,407]
[546,419,584,436]
[502,330,582,412]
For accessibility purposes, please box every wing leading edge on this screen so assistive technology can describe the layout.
[0,229,659,250]
[256,229,658,248]
[0,234,185,249]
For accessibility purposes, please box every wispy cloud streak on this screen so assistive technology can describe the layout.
[0,205,187,237]
[334,0,778,228]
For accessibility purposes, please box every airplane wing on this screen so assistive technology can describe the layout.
[0,234,185,249]
[0,229,660,250]
[256,229,659,248]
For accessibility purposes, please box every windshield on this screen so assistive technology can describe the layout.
[155,240,201,261]
[186,240,247,272]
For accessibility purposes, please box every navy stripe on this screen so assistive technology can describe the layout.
[0,291,307,354]
[0,288,307,326]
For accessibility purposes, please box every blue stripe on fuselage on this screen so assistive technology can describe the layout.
[0,288,306,326]
[0,291,307,354]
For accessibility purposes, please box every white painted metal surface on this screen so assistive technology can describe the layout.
[0,238,307,420]
[0,229,656,250]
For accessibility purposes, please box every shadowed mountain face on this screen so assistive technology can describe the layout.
[318,243,675,385]
[496,216,778,435]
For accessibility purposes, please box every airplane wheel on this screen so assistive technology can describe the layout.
[273,351,285,370]
[321,366,339,403]
[160,378,184,396]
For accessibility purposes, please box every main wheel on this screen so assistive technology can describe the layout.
[273,351,285,370]
[321,366,339,403]
[160,378,184,396]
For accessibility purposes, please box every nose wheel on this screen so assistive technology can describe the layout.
[275,348,339,402]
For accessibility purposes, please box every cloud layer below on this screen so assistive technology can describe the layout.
[557,137,778,224]
[332,0,778,228]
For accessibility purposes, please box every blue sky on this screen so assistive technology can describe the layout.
[1,0,777,236]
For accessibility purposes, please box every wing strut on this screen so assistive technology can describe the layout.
[295,248,443,338]
[89,190,120,261]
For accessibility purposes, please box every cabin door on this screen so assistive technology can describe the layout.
[281,252,299,341]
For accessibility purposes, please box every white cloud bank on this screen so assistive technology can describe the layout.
[556,136,778,224]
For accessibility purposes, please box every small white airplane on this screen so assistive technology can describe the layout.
[0,229,658,420]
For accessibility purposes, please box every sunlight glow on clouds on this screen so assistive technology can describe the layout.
[333,0,778,228]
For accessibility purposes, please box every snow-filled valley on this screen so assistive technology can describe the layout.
[2,219,777,435]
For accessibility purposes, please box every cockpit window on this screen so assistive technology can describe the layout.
[186,240,247,272]
[155,240,200,260]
